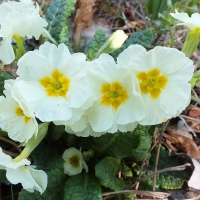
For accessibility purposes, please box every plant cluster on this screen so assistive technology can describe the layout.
[0,0,199,199]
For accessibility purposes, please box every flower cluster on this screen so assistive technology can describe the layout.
[0,41,192,138]
[0,0,195,195]
[0,0,47,64]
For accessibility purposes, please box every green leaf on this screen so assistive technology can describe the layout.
[31,141,63,171]
[82,125,151,161]
[45,0,76,52]
[95,157,124,191]
[111,28,154,60]
[0,72,14,95]
[51,125,65,141]
[86,29,106,61]
[136,147,185,190]
[63,173,102,200]
[18,168,66,200]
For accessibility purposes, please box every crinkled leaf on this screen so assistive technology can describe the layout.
[86,29,106,61]
[31,141,63,171]
[111,28,154,60]
[63,173,102,200]
[0,72,14,95]
[45,0,76,52]
[82,125,151,161]
[18,168,65,200]
[135,147,185,190]
[95,157,124,191]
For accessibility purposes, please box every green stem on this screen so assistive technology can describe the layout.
[191,95,200,104]
[14,122,49,162]
[13,35,26,60]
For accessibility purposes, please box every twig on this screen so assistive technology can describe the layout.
[130,163,190,188]
[153,120,169,191]
[179,115,196,136]
[180,114,200,123]
[135,132,158,190]
[0,136,22,153]
[3,150,20,158]
[122,12,131,34]
[102,190,170,199]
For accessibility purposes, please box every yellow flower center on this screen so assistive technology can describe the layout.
[15,107,31,124]
[101,82,129,110]
[40,69,70,98]
[69,155,80,168]
[137,68,168,99]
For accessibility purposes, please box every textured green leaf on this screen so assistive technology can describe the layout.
[31,141,63,171]
[111,28,154,60]
[135,147,185,190]
[95,157,124,191]
[82,125,151,161]
[0,72,14,95]
[86,29,106,61]
[63,173,102,200]
[45,0,76,52]
[18,168,66,200]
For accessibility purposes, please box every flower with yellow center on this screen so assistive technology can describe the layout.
[40,69,70,98]
[0,80,38,143]
[101,82,129,110]
[86,53,145,133]
[120,45,194,125]
[16,42,91,122]
[137,68,168,99]
[62,147,88,176]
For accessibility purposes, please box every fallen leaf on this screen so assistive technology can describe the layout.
[121,20,146,30]
[163,133,200,162]
[73,0,97,44]
[188,105,200,118]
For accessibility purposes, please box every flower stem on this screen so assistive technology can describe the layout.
[191,95,200,104]
[12,35,26,60]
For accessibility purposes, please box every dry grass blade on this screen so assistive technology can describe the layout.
[102,190,170,199]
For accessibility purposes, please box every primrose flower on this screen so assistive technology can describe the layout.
[16,42,91,122]
[0,0,35,24]
[170,10,200,57]
[122,45,194,125]
[86,54,145,133]
[97,30,128,56]
[0,147,47,194]
[62,147,88,176]
[0,80,38,143]
[64,114,105,137]
[0,1,47,64]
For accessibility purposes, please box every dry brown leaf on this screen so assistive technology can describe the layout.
[121,20,145,30]
[73,0,97,44]
[188,105,200,118]
[163,133,200,162]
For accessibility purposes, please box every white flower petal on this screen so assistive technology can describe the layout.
[87,101,114,132]
[117,44,146,67]
[6,166,47,194]
[0,34,14,64]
